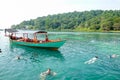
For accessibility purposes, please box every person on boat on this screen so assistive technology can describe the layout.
[9,33,13,39]
[84,56,98,64]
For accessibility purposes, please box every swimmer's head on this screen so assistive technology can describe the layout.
[48,68,51,72]
[16,56,20,60]
[95,56,98,58]
[46,68,51,75]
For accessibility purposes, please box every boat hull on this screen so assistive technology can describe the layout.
[10,39,66,50]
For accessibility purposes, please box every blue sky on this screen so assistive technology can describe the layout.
[0,0,120,29]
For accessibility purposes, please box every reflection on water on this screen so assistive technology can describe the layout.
[9,43,65,62]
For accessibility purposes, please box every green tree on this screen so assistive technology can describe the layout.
[113,23,120,30]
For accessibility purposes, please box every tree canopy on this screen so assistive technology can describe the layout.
[11,10,120,31]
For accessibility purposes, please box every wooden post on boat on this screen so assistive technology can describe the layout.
[5,29,6,36]
[45,33,49,42]
[33,33,38,43]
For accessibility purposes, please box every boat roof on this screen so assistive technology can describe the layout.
[34,31,47,33]
[5,29,47,34]
[19,30,47,34]
[5,29,18,33]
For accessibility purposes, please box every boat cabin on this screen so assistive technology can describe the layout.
[5,29,52,43]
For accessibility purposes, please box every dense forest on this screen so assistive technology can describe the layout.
[11,10,120,32]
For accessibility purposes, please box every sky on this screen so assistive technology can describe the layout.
[0,0,120,29]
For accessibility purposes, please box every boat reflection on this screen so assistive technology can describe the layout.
[9,43,65,62]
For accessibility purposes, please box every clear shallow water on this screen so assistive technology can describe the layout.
[0,31,120,80]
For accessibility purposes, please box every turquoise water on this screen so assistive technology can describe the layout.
[0,31,120,80]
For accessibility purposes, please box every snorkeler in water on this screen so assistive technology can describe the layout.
[13,56,21,60]
[45,68,51,75]
[40,68,57,80]
[13,55,27,61]
[84,56,98,64]
[109,54,119,58]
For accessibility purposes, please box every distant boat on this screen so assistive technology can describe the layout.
[5,29,66,50]
[0,29,3,31]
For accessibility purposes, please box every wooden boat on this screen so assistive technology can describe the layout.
[5,29,66,50]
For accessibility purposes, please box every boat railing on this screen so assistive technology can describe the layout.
[13,37,62,43]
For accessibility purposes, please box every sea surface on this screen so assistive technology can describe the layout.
[0,31,120,80]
